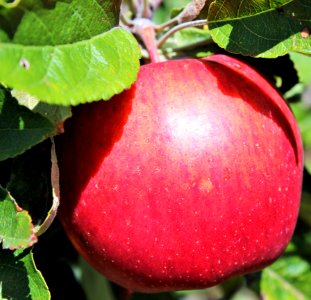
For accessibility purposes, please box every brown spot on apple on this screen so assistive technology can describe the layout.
[199,178,213,193]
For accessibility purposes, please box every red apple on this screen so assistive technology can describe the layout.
[57,55,303,292]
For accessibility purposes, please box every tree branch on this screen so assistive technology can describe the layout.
[157,19,208,48]
[155,0,207,32]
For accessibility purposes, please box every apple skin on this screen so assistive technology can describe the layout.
[57,55,303,292]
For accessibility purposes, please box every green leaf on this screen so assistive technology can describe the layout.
[291,100,311,173]
[288,53,311,172]
[208,0,311,58]
[0,0,21,9]
[0,87,55,161]
[11,90,71,127]
[0,248,50,300]
[0,28,141,105]
[208,0,293,21]
[0,187,37,249]
[1,0,120,45]
[79,257,115,300]
[290,52,311,85]
[0,0,141,105]
[261,255,311,299]
[163,27,211,50]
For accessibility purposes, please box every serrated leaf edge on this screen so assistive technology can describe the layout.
[0,189,38,250]
[208,0,294,23]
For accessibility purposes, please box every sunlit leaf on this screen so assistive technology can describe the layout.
[0,187,36,249]
[261,255,311,299]
[0,28,141,105]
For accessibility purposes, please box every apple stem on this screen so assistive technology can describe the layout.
[132,18,160,63]
[157,19,208,48]
[123,0,207,63]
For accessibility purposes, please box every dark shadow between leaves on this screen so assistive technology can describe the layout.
[7,140,53,225]
[0,248,31,300]
[33,219,87,300]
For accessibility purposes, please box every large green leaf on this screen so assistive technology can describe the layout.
[0,187,36,250]
[0,88,55,161]
[0,28,141,105]
[207,0,311,58]
[0,0,141,105]
[0,248,50,300]
[261,255,311,299]
[1,0,120,45]
[208,0,293,21]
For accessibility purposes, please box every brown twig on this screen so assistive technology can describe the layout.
[132,18,160,63]
[155,0,207,32]
[157,19,208,48]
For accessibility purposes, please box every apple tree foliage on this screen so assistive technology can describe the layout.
[0,0,311,299]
